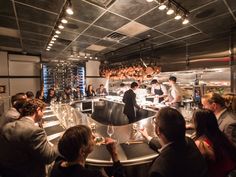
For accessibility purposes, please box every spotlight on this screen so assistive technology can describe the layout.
[55,30,61,34]
[50,41,54,44]
[146,0,154,2]
[66,1,74,15]
[49,43,53,46]
[159,4,166,10]
[182,18,189,24]
[54,34,59,38]
[46,48,50,51]
[167,8,174,15]
[174,14,181,20]
[47,46,51,49]
[58,24,64,29]
[52,37,57,41]
[61,18,68,24]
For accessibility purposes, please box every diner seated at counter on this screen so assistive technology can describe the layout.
[96,84,108,96]
[140,107,208,177]
[86,84,96,97]
[50,125,125,177]
[193,109,236,177]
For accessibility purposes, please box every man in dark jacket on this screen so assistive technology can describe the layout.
[122,82,140,123]
[141,107,208,177]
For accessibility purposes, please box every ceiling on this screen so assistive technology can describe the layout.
[0,0,236,63]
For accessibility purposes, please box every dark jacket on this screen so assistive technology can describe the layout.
[50,158,125,177]
[218,110,236,147]
[148,137,208,177]
[122,89,140,123]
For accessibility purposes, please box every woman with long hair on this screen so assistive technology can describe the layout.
[86,85,95,97]
[193,109,236,177]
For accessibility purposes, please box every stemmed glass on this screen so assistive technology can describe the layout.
[107,124,114,138]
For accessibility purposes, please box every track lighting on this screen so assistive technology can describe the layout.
[146,0,190,25]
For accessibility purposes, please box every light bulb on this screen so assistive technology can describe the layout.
[182,18,189,24]
[52,37,56,41]
[49,43,53,46]
[66,7,73,15]
[54,34,59,38]
[175,14,181,20]
[61,18,68,24]
[46,48,50,51]
[158,4,166,10]
[50,41,54,44]
[167,9,174,15]
[55,30,61,34]
[58,24,64,29]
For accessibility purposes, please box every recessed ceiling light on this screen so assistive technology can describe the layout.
[61,18,68,24]
[55,30,61,34]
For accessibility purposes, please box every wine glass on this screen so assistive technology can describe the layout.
[107,124,114,138]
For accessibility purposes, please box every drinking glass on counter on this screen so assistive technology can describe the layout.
[107,124,114,138]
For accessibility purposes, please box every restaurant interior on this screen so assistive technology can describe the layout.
[0,0,236,177]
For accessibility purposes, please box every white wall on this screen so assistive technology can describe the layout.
[0,51,41,113]
[85,60,109,91]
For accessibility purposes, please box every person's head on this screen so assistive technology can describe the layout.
[151,79,158,85]
[64,86,72,94]
[169,76,177,86]
[48,88,55,96]
[11,93,27,107]
[193,109,220,138]
[201,92,225,114]
[58,125,95,162]
[20,99,46,122]
[100,84,104,89]
[120,83,125,87]
[26,91,34,99]
[154,107,185,144]
[131,82,138,90]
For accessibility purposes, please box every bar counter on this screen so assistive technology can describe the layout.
[43,97,159,167]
